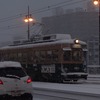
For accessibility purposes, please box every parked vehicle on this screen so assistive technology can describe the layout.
[0,61,33,100]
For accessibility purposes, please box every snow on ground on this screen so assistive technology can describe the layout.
[32,81,100,95]
[32,80,100,100]
[88,74,100,78]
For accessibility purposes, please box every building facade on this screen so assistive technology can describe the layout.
[41,11,99,65]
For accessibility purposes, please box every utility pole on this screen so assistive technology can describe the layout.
[24,6,33,40]
[27,6,30,40]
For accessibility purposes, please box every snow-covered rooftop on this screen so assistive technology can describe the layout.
[0,34,86,50]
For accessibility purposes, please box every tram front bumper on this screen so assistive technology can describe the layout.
[61,72,88,80]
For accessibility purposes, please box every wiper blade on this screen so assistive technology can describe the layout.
[5,74,20,80]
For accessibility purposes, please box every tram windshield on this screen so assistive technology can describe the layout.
[63,49,82,61]
[72,49,82,61]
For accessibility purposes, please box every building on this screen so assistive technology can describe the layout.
[87,36,99,65]
[41,11,99,65]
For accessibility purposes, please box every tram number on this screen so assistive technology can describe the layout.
[41,65,55,73]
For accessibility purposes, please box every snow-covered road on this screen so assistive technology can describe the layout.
[32,81,100,100]
[32,74,100,100]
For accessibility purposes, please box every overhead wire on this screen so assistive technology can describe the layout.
[30,0,85,14]
[0,0,84,23]
[0,23,26,31]
[0,0,85,31]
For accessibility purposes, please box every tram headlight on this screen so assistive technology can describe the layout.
[74,39,79,44]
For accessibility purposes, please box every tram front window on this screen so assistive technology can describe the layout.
[72,50,82,61]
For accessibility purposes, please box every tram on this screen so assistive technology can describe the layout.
[0,34,88,82]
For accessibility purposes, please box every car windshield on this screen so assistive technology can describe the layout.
[0,67,27,78]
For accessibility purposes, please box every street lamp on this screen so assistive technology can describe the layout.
[24,6,35,40]
[93,0,100,65]
[24,14,33,22]
[93,0,99,5]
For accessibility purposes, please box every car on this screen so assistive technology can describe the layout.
[0,61,33,100]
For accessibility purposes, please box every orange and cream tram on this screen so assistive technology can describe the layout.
[0,34,88,82]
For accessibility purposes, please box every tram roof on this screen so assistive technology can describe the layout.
[0,38,86,50]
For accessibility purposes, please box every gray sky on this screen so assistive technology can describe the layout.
[0,0,90,43]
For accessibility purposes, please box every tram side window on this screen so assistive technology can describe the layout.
[52,50,58,61]
[27,51,33,62]
[47,50,58,62]
[34,51,40,63]
[0,53,1,60]
[12,53,17,61]
[22,52,27,61]
[3,53,8,60]
[8,53,13,60]
[40,51,46,62]
[6,53,10,60]
[0,53,7,61]
[63,51,71,61]
[47,51,52,61]
[18,53,22,61]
